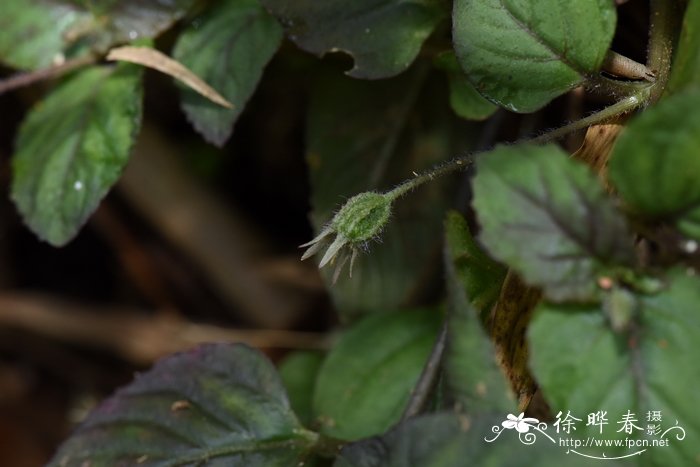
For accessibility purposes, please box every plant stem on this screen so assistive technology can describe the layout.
[387,90,646,199]
[585,73,653,99]
[647,0,681,103]
[401,322,448,421]
[0,55,96,96]
[388,156,473,199]
[529,92,646,144]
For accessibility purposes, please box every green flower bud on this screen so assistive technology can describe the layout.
[332,192,392,242]
[299,191,393,282]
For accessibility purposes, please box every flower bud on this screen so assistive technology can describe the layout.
[332,192,392,243]
[299,191,394,282]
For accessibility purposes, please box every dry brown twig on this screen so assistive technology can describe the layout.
[0,292,330,365]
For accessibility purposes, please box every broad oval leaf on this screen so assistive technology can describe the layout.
[453,0,616,112]
[444,211,514,413]
[472,144,635,302]
[260,0,445,79]
[173,0,283,146]
[0,0,194,70]
[529,270,700,466]
[49,343,318,466]
[608,89,700,240]
[11,63,143,246]
[313,309,441,441]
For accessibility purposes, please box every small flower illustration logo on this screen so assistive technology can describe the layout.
[502,413,539,433]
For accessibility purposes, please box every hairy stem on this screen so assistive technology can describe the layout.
[529,92,646,144]
[388,157,473,199]
[586,73,654,99]
[386,90,646,198]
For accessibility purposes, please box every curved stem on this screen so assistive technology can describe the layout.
[585,73,653,99]
[388,156,472,199]
[529,92,646,144]
[386,90,647,199]
[0,54,96,96]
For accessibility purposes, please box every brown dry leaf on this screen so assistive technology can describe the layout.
[573,122,626,190]
[106,46,233,109]
[488,271,542,411]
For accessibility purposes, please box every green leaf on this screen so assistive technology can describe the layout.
[0,0,194,70]
[334,413,470,467]
[529,270,700,466]
[472,144,635,302]
[445,211,507,313]
[83,0,196,44]
[173,0,283,146]
[608,89,700,240]
[307,67,473,317]
[11,63,143,246]
[279,351,325,427]
[48,343,318,466]
[260,0,445,79]
[0,0,90,69]
[453,0,616,112]
[444,211,514,412]
[313,309,441,441]
[667,0,700,94]
[335,412,609,467]
[434,52,498,121]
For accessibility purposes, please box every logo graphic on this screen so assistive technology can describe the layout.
[485,411,686,460]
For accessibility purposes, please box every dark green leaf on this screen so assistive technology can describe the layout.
[260,0,445,79]
[529,269,700,466]
[335,412,610,467]
[444,211,514,412]
[307,67,473,317]
[453,0,616,112]
[11,63,143,246]
[48,343,318,466]
[608,89,700,240]
[0,0,194,70]
[434,52,498,121]
[667,0,700,94]
[85,0,196,45]
[173,0,283,146]
[472,144,635,302]
[279,351,325,427]
[334,413,470,467]
[313,309,441,441]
